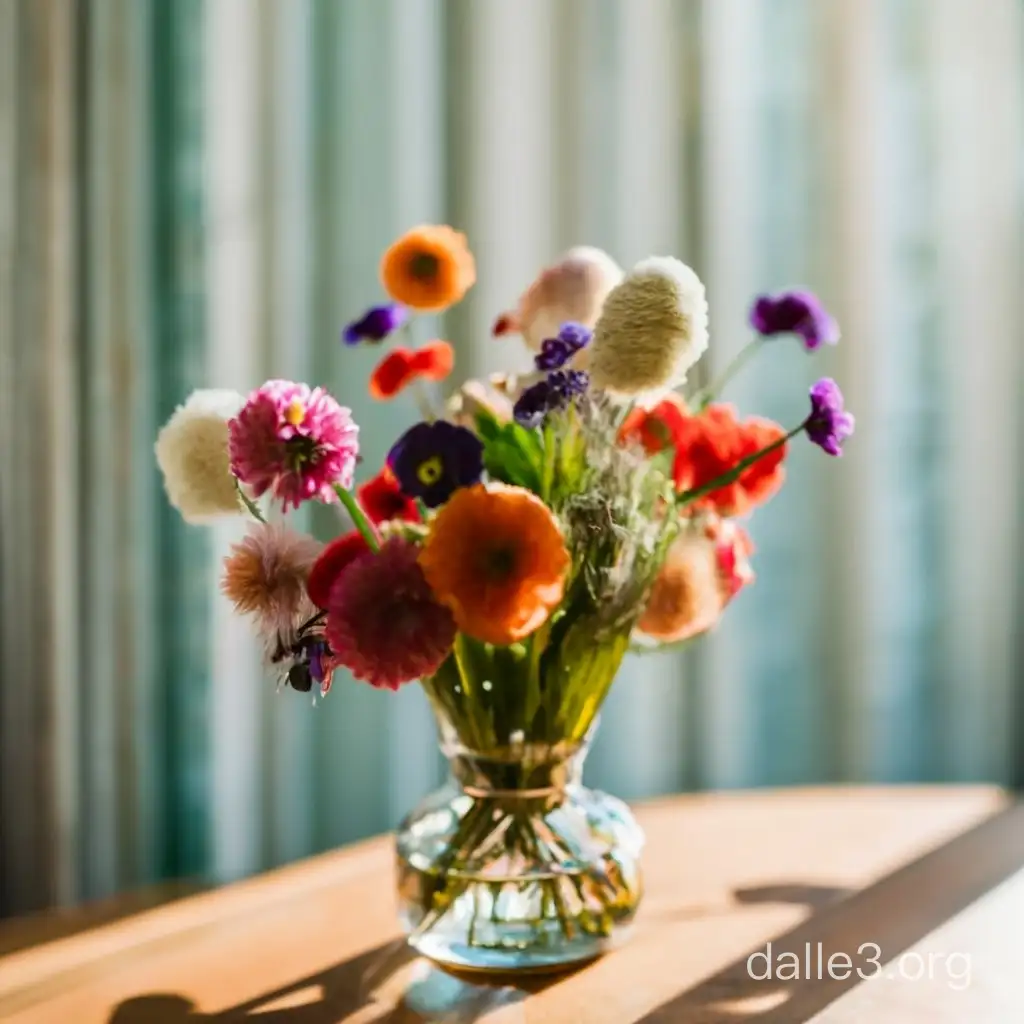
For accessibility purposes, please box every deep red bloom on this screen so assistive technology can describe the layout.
[306,531,371,609]
[357,466,420,525]
[672,404,787,517]
[326,538,456,690]
[369,341,454,400]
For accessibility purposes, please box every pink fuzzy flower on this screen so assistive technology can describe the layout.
[325,537,455,691]
[220,521,322,649]
[228,380,359,511]
[637,516,755,644]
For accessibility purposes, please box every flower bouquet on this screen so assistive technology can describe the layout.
[156,226,853,973]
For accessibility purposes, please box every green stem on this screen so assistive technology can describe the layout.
[397,318,441,423]
[236,481,267,524]
[332,484,380,551]
[540,422,556,504]
[676,421,805,509]
[688,338,761,410]
[412,379,438,422]
[612,398,636,432]
[467,888,481,946]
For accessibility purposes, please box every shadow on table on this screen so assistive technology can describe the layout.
[634,803,1024,1023]
[107,804,1024,1024]
[107,938,568,1023]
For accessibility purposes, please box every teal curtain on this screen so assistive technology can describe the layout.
[1,0,1022,916]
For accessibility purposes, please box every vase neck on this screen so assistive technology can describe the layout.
[447,740,587,798]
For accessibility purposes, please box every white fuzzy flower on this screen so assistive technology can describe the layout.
[587,256,709,399]
[156,388,246,523]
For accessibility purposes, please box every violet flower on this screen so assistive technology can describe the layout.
[535,322,593,371]
[512,380,552,429]
[513,370,589,428]
[387,420,483,507]
[342,303,407,345]
[805,378,855,456]
[749,291,839,351]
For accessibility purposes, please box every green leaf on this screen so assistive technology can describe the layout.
[478,417,546,494]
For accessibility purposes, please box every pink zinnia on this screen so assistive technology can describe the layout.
[228,379,359,511]
[325,537,455,691]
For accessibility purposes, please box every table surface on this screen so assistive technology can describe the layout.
[0,786,1021,1023]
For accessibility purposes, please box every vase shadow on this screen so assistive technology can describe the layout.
[107,936,577,1024]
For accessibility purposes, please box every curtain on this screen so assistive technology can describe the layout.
[1,0,1021,917]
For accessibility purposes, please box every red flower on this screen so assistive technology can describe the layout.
[672,404,787,517]
[619,393,690,454]
[369,340,454,400]
[357,466,420,525]
[307,531,372,609]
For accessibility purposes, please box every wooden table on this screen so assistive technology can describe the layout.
[1,787,1021,1023]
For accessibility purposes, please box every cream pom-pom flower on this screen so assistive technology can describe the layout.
[587,256,709,399]
[156,388,246,523]
[494,246,623,359]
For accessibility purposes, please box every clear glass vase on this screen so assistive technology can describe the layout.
[395,715,644,974]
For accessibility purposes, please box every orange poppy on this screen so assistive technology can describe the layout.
[369,340,454,400]
[619,393,690,454]
[380,225,476,312]
[419,483,570,646]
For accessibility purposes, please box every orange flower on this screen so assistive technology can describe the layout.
[380,225,476,312]
[419,483,570,646]
[619,393,690,455]
[672,405,787,517]
[369,340,454,400]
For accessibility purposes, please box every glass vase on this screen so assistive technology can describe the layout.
[395,713,644,974]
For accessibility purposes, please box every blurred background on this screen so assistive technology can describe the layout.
[1,0,1022,921]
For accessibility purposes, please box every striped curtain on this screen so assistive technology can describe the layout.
[1,0,1021,916]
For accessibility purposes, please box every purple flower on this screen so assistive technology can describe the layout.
[512,380,552,428]
[387,420,483,507]
[805,378,855,456]
[549,369,589,402]
[534,322,593,371]
[342,303,407,345]
[513,370,590,427]
[749,291,839,351]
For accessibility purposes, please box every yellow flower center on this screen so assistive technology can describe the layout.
[416,455,444,486]
[285,400,305,426]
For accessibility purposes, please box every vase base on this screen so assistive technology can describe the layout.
[396,778,644,977]
[409,930,617,976]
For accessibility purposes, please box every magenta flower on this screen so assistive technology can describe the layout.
[805,378,855,456]
[750,290,839,350]
[229,380,359,510]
